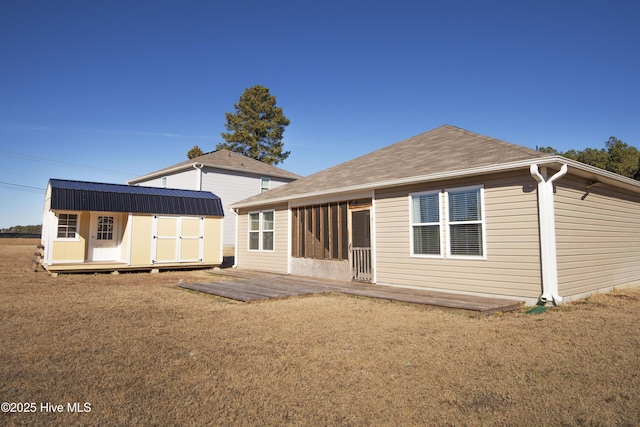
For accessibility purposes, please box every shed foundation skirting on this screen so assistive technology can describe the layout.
[42,261,219,274]
[290,258,350,282]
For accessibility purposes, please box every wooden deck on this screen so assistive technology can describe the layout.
[180,269,524,315]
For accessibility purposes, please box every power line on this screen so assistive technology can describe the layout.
[0,181,45,193]
[0,150,136,177]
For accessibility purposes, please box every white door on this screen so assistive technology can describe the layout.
[89,213,120,261]
[152,216,204,263]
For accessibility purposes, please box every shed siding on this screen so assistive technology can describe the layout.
[203,217,223,264]
[555,175,640,296]
[51,211,90,262]
[375,171,543,299]
[236,203,289,273]
[130,215,153,265]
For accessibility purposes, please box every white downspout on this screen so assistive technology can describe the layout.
[232,208,239,268]
[193,163,203,190]
[530,164,568,305]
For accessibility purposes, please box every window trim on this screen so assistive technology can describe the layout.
[55,212,80,241]
[444,185,486,260]
[248,210,275,252]
[409,190,444,258]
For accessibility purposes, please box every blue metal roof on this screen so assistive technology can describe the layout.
[48,179,224,217]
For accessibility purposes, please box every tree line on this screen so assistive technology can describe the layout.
[1,225,42,234]
[539,137,639,180]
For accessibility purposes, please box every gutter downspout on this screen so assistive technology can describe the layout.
[530,164,568,305]
[232,208,239,268]
[194,163,203,190]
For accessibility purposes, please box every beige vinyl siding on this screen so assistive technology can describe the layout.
[375,170,542,299]
[129,215,153,266]
[555,175,640,296]
[236,203,289,273]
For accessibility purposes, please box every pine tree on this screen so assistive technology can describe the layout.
[187,145,203,159]
[217,85,290,165]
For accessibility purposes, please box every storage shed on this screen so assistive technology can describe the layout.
[41,179,224,273]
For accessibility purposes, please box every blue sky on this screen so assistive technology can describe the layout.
[1,0,639,228]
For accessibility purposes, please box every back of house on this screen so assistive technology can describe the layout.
[230,125,640,305]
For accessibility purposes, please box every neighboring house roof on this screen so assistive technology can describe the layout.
[48,179,224,217]
[127,149,302,184]
[232,124,640,208]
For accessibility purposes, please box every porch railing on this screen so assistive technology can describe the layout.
[351,247,372,282]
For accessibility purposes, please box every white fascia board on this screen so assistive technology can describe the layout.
[231,155,640,210]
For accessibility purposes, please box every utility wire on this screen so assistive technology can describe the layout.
[0,181,45,193]
[0,150,136,177]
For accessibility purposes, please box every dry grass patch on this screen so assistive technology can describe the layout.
[1,238,639,426]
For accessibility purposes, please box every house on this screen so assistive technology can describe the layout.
[230,125,640,305]
[127,149,301,248]
[41,179,224,273]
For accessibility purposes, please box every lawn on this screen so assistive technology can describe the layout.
[1,238,639,426]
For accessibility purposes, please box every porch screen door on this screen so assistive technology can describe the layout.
[350,209,372,282]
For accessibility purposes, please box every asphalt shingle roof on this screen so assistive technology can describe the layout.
[233,125,550,207]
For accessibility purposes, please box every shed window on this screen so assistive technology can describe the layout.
[96,216,114,240]
[410,192,441,256]
[249,210,275,251]
[57,213,78,239]
[447,187,484,257]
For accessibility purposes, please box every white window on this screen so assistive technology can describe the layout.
[57,213,78,239]
[446,186,485,258]
[161,177,167,188]
[260,178,270,193]
[249,210,274,251]
[410,191,442,256]
[410,186,485,259]
[96,216,114,240]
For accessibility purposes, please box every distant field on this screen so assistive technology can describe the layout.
[1,238,639,426]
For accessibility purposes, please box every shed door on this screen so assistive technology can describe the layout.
[89,213,120,261]
[152,216,204,263]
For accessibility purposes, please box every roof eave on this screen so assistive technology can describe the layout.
[127,162,300,184]
[231,156,640,209]
[127,163,197,184]
[197,162,301,180]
